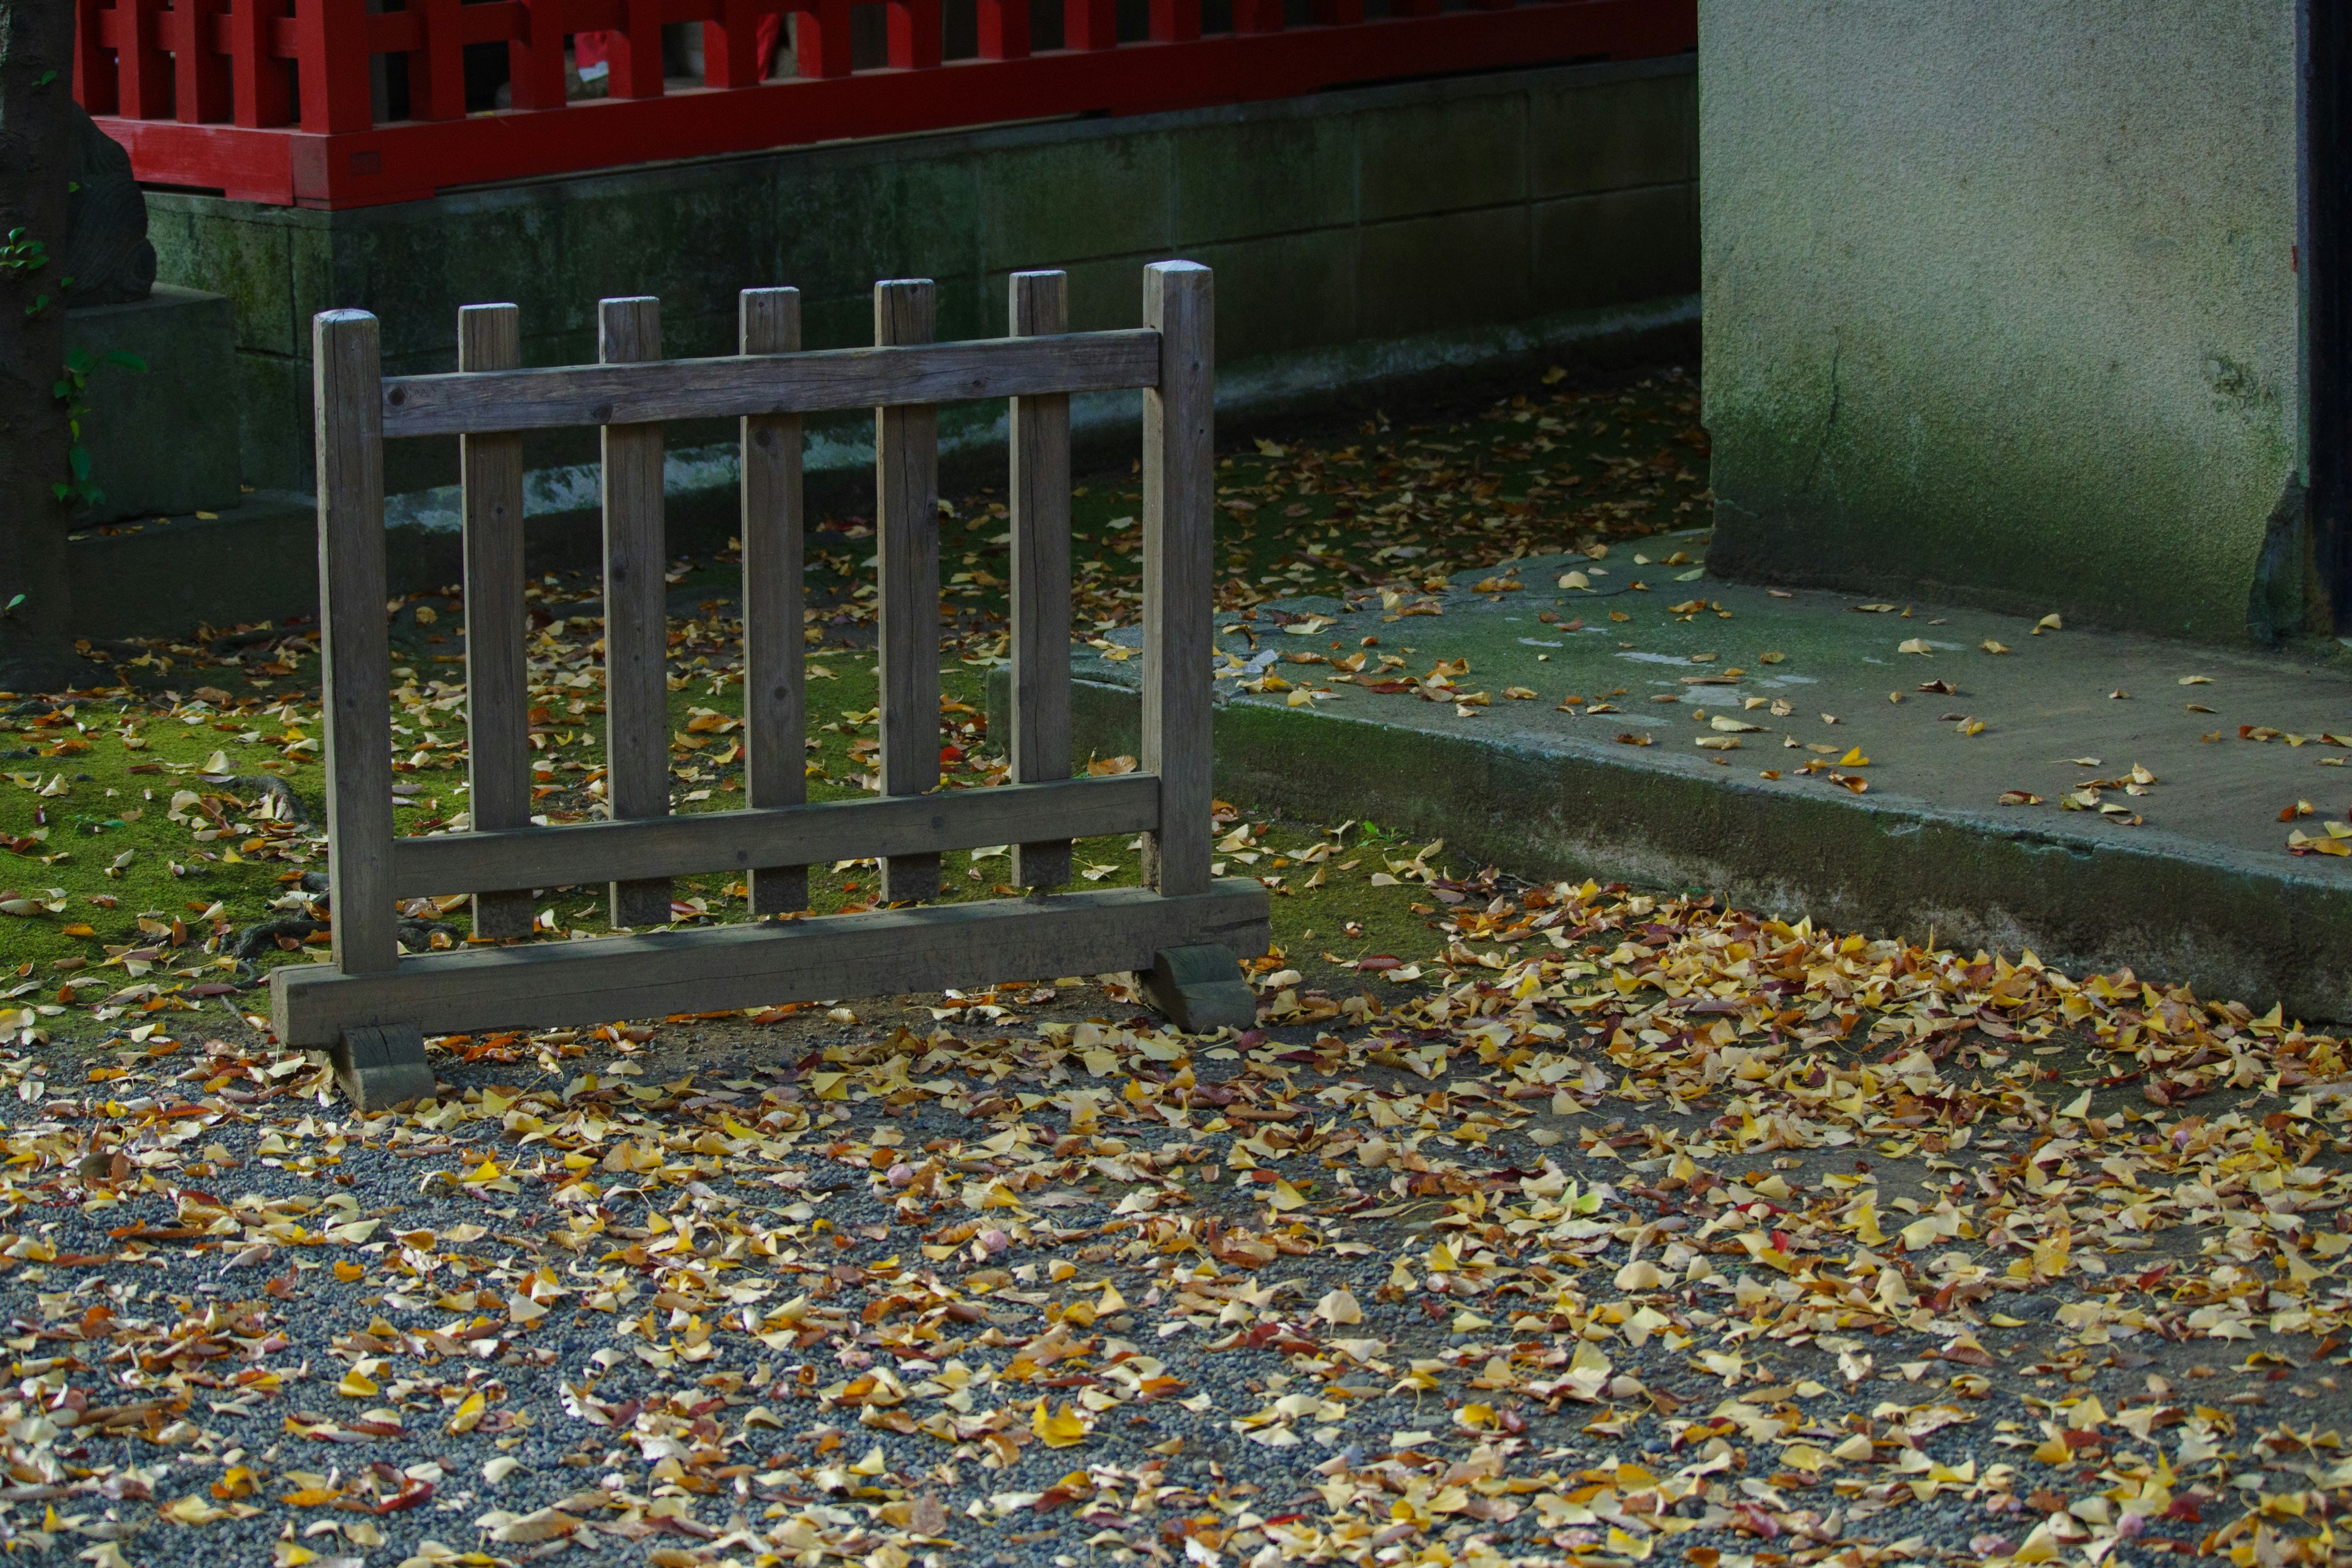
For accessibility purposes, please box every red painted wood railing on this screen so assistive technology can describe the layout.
[75,0,1692,209]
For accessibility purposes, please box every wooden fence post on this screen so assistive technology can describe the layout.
[1139,261,1213,899]
[313,310,399,976]
[599,296,675,927]
[229,0,294,127]
[797,0,854,77]
[976,0,1028,59]
[295,0,375,133]
[1063,0,1115,48]
[458,304,536,939]
[114,0,172,121]
[173,0,233,124]
[874,279,940,904]
[609,0,668,97]
[408,0,467,119]
[740,287,809,916]
[74,0,118,115]
[888,0,942,68]
[1009,270,1071,890]
[1148,0,1199,43]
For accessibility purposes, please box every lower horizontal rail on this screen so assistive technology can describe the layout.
[271,880,1272,1044]
[390,772,1158,897]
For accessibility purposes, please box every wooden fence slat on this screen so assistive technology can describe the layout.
[229,0,293,127]
[295,0,374,133]
[612,0,668,97]
[391,772,1159,895]
[116,0,170,120]
[313,310,400,975]
[412,0,467,119]
[173,0,233,124]
[377,330,1163,437]
[1063,0,1115,48]
[888,0,942,67]
[456,304,536,940]
[1140,262,1214,898]
[1008,270,1072,890]
[801,0,854,76]
[598,296,675,928]
[739,287,807,916]
[1149,0,1200,42]
[874,279,941,904]
[276,881,1272,1044]
[977,0,1029,58]
[505,0,570,109]
[75,0,118,116]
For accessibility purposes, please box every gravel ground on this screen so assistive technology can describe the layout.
[2,883,2350,1568]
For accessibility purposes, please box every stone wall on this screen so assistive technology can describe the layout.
[1700,1,2304,643]
[145,55,1698,504]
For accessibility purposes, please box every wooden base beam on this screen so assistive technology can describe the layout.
[272,882,1270,1045]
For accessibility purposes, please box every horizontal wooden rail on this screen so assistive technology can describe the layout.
[379,328,1162,436]
[391,773,1159,895]
[273,879,1271,1043]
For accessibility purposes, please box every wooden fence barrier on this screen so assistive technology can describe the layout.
[273,262,1269,1108]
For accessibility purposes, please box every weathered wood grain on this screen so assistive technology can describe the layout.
[390,774,1158,895]
[739,287,808,916]
[875,279,941,903]
[598,296,674,928]
[274,880,1272,1044]
[456,303,536,940]
[1140,262,1216,898]
[312,310,399,975]
[379,330,1162,436]
[1009,270,1074,891]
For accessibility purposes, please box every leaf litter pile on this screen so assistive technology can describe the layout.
[0,890,2350,1568]
[12,365,2352,1566]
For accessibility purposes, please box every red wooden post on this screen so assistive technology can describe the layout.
[1061,0,1112,48]
[295,0,375,132]
[116,0,173,120]
[795,0,852,77]
[228,0,293,125]
[407,0,466,118]
[1230,0,1281,32]
[506,0,570,109]
[1308,0,1359,22]
[975,0,1025,59]
[608,0,666,96]
[172,0,233,121]
[703,0,766,86]
[1148,0,1197,43]
[75,0,120,114]
[1389,0,1438,15]
[887,0,940,69]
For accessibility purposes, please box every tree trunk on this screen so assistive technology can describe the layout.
[0,2,78,692]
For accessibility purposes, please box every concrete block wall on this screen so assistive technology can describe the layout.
[143,55,1697,502]
[1699,1,2304,644]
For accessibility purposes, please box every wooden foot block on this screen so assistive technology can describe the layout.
[1144,944,1256,1034]
[331,1023,437,1111]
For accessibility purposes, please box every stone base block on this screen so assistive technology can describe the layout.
[64,284,241,525]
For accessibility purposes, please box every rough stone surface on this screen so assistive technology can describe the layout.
[1699,0,2304,644]
[61,284,242,524]
[1000,527,2352,1020]
[63,100,154,306]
